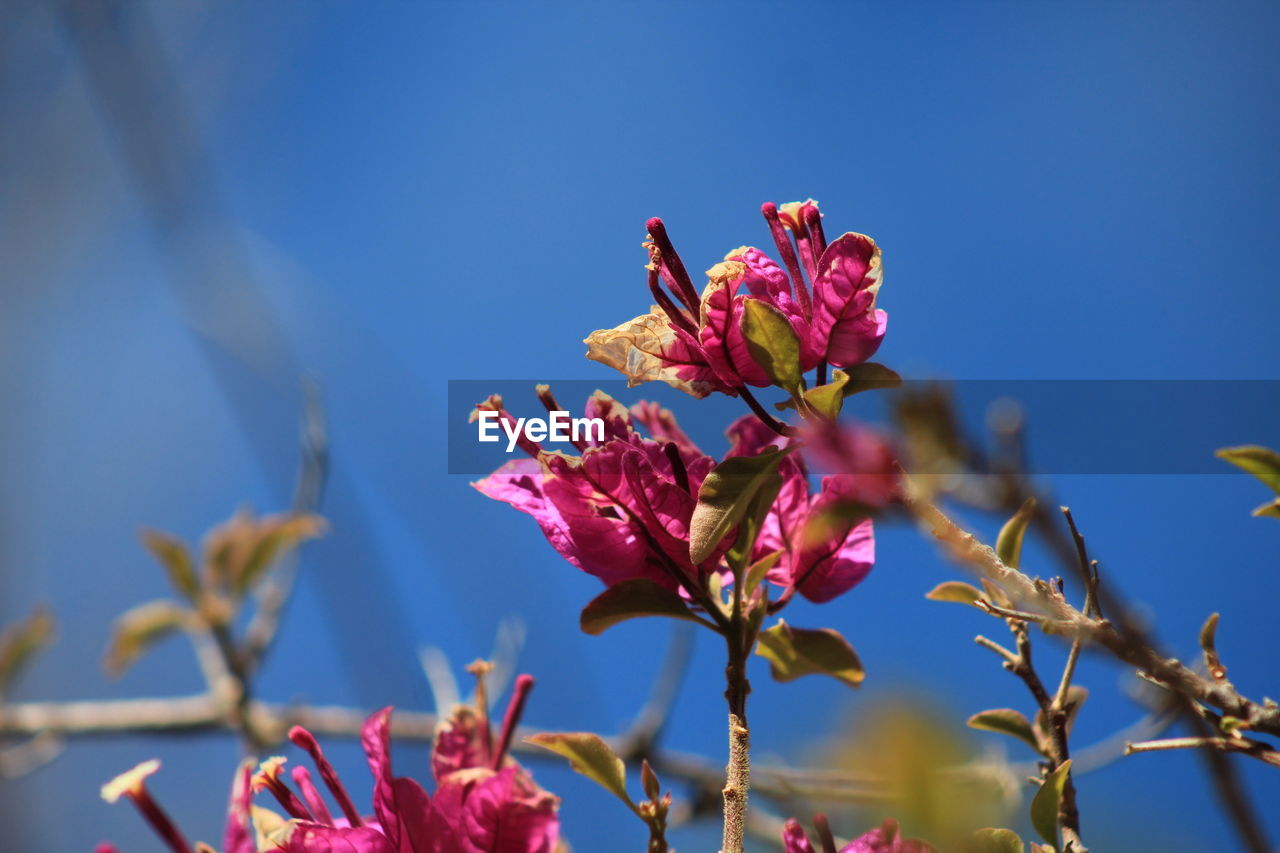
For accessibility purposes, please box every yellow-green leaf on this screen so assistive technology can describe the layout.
[741,298,802,392]
[104,600,188,678]
[525,732,633,808]
[801,369,851,420]
[744,551,782,599]
[579,580,702,635]
[755,620,864,688]
[689,447,790,564]
[1217,445,1280,494]
[967,708,1040,752]
[926,581,983,606]
[996,498,1036,569]
[1030,759,1072,846]
[969,828,1025,853]
[0,606,54,695]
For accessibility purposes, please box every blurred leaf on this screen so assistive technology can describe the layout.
[828,699,1015,847]
[579,580,702,635]
[926,581,983,606]
[801,369,851,419]
[755,620,864,688]
[203,510,326,599]
[104,600,188,678]
[1216,445,1280,493]
[996,498,1036,569]
[969,828,1024,853]
[841,362,903,396]
[1253,497,1280,518]
[1198,612,1220,652]
[980,578,1013,609]
[140,530,200,602]
[525,732,633,808]
[744,551,782,599]
[689,447,789,564]
[741,298,803,392]
[967,709,1040,752]
[0,606,54,695]
[1029,760,1072,846]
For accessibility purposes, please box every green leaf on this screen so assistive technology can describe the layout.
[104,600,188,678]
[525,732,633,808]
[996,497,1036,569]
[1217,445,1280,494]
[689,447,790,564]
[1030,759,1072,846]
[726,467,784,572]
[743,551,782,599]
[755,620,864,688]
[740,298,802,392]
[925,581,983,606]
[801,369,851,420]
[840,362,902,396]
[969,828,1025,853]
[141,530,200,601]
[0,606,54,696]
[579,580,703,635]
[967,708,1040,752]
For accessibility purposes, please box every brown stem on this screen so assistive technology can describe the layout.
[720,626,752,853]
[737,386,799,437]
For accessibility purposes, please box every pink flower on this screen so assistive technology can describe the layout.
[584,202,887,397]
[724,415,879,605]
[472,392,732,594]
[100,676,559,853]
[782,816,936,853]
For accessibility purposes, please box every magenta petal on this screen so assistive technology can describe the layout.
[725,414,790,459]
[461,768,559,853]
[699,275,771,388]
[362,708,404,846]
[729,247,821,370]
[431,707,489,784]
[223,762,255,853]
[781,819,817,853]
[811,233,886,368]
[279,823,397,853]
[583,391,635,444]
[541,447,657,586]
[792,480,876,603]
[630,400,703,457]
[840,818,936,853]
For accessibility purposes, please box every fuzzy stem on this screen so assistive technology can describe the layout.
[720,712,750,853]
[720,624,752,853]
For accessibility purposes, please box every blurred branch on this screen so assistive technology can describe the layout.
[904,484,1277,853]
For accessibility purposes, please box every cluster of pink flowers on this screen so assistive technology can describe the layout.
[584,200,886,398]
[99,676,559,852]
[473,392,885,605]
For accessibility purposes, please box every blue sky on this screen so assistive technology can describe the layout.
[2,1,1278,849]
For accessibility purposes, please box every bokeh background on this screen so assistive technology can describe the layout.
[3,1,1279,850]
